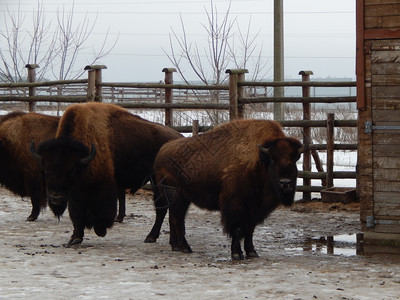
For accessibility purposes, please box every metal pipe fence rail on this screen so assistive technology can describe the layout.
[0,65,357,201]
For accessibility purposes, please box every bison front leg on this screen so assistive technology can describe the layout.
[68,227,84,245]
[244,227,259,258]
[231,228,244,260]
[66,200,85,246]
[27,196,41,221]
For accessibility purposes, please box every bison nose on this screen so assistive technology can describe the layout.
[279,178,292,191]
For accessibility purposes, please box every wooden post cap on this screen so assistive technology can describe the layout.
[298,70,314,76]
[25,64,40,69]
[225,69,248,74]
[84,65,107,70]
[162,68,177,73]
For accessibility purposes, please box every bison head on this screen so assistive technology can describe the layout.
[258,137,303,206]
[31,137,96,218]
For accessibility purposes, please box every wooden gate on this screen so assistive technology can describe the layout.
[357,0,400,251]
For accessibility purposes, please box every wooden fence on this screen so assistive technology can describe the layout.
[0,65,358,201]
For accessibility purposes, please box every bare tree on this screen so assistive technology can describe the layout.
[164,0,269,124]
[165,1,233,86]
[0,1,117,83]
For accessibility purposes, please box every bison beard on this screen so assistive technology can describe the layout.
[146,119,303,260]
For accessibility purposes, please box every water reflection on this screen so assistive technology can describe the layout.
[287,233,365,256]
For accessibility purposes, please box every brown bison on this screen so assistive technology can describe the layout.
[31,102,182,245]
[0,112,60,221]
[145,119,303,260]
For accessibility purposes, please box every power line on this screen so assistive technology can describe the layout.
[1,0,260,4]
[0,8,355,15]
[101,52,356,59]
[0,10,355,15]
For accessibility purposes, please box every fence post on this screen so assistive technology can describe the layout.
[192,120,199,136]
[299,70,313,201]
[84,65,107,102]
[226,69,248,120]
[162,68,176,126]
[86,70,96,102]
[25,64,39,112]
[326,113,335,188]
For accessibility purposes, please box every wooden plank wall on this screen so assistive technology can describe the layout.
[358,0,400,235]
[365,0,400,30]
[371,39,400,232]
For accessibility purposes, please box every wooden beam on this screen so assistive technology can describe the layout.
[356,0,366,110]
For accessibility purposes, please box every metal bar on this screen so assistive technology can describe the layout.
[365,121,400,133]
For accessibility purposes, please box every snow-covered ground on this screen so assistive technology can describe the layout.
[1,188,400,299]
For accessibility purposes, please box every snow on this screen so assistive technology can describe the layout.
[1,189,400,299]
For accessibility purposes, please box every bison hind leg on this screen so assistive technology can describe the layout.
[115,189,126,223]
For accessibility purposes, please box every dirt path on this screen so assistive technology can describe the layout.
[0,189,399,299]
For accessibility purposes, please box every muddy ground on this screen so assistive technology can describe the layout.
[0,188,399,299]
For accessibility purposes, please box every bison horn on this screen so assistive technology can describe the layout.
[30,141,42,161]
[298,145,305,154]
[257,144,270,155]
[80,143,96,165]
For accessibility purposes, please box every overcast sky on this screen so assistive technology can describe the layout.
[0,0,356,82]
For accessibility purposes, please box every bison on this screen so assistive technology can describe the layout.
[145,119,303,260]
[31,102,182,245]
[0,112,60,221]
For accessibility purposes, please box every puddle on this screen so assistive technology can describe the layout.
[286,233,364,256]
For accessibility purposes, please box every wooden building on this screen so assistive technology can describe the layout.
[357,0,400,251]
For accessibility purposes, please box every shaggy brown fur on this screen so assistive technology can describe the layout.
[0,112,60,221]
[36,103,182,245]
[146,119,303,260]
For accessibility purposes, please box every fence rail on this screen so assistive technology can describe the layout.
[0,65,358,201]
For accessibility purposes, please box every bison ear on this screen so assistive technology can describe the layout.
[30,141,42,162]
[80,143,96,165]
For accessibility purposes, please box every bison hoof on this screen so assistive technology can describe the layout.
[171,245,181,252]
[182,248,193,254]
[115,215,125,223]
[171,245,193,253]
[67,237,83,246]
[144,236,157,243]
[231,253,245,260]
[246,251,259,259]
[26,215,38,222]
